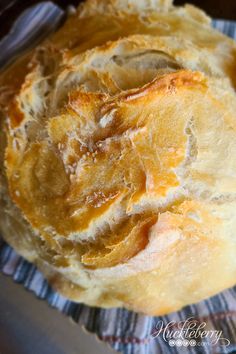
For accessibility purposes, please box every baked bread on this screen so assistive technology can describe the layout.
[1,0,236,315]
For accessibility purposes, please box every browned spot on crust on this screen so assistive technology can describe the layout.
[8,99,25,128]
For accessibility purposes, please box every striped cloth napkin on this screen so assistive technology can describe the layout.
[1,3,236,353]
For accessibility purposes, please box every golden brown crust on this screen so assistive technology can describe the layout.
[1,0,236,315]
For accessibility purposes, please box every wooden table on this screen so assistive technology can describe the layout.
[0,0,235,40]
[176,0,236,20]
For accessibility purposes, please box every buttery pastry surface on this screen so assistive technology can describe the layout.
[1,0,236,315]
